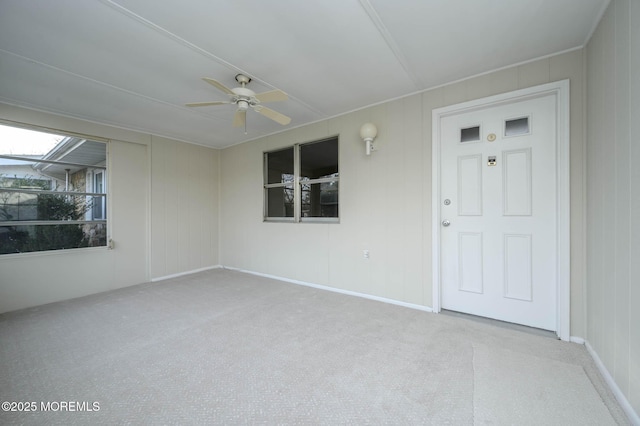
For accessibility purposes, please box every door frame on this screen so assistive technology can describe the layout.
[431,80,570,341]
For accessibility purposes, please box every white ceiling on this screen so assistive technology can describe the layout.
[0,0,607,149]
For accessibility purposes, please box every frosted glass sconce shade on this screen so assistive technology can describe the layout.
[360,122,378,155]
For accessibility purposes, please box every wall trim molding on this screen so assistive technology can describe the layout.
[222,266,434,314]
[585,340,640,425]
[151,265,222,282]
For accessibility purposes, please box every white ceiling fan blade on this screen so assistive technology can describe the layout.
[202,77,235,96]
[254,106,291,125]
[254,90,288,103]
[185,101,230,107]
[233,110,246,128]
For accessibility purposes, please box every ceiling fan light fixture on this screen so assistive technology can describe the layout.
[237,99,249,111]
[186,75,291,127]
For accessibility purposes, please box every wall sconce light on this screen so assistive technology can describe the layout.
[360,122,378,156]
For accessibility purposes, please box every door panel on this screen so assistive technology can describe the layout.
[503,233,532,301]
[458,155,483,216]
[502,148,531,215]
[458,232,483,293]
[440,94,557,330]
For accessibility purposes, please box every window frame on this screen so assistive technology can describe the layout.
[263,146,296,222]
[89,169,106,220]
[0,120,109,255]
[263,136,339,223]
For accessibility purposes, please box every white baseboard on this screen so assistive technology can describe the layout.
[570,336,585,345]
[585,340,640,425]
[151,265,222,282]
[222,266,434,314]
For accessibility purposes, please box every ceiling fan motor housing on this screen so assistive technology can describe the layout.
[232,86,258,108]
[232,86,256,99]
[235,74,251,85]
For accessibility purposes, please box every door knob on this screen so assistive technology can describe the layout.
[442,220,450,227]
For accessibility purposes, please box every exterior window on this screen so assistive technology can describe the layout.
[0,123,108,255]
[264,137,339,222]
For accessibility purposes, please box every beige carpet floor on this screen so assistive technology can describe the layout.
[0,268,630,425]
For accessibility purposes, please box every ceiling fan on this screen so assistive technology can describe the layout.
[186,74,291,128]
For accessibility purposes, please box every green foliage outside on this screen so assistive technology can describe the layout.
[0,175,90,254]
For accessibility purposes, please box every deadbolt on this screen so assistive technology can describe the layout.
[444,199,451,206]
[442,220,450,227]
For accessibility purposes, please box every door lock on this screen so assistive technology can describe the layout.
[442,220,450,227]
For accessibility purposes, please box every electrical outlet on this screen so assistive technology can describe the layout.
[363,250,370,259]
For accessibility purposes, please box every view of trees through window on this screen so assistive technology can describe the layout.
[0,123,108,255]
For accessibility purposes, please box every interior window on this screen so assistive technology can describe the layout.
[264,137,339,222]
[264,147,294,218]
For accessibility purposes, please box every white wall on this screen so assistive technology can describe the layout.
[585,0,640,417]
[221,49,587,334]
[150,135,219,279]
[0,104,220,313]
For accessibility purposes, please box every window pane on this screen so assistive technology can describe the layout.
[300,138,338,180]
[460,126,480,143]
[505,117,530,136]
[92,172,106,219]
[0,191,106,222]
[92,195,104,219]
[0,191,37,221]
[0,223,106,254]
[38,193,86,221]
[265,147,294,184]
[301,181,338,218]
[266,186,294,218]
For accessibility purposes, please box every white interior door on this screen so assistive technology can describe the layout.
[439,93,558,331]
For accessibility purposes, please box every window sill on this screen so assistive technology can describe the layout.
[0,245,109,260]
[263,217,339,224]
